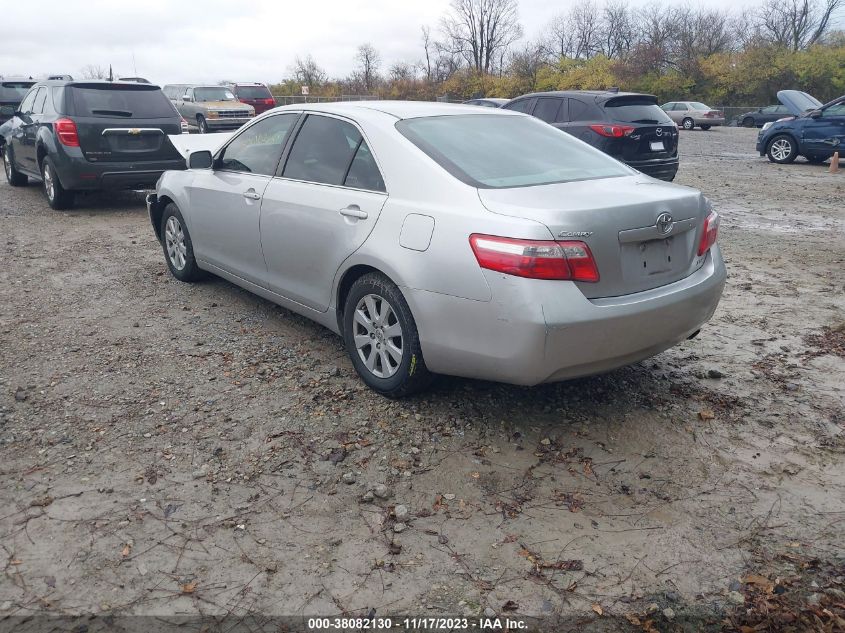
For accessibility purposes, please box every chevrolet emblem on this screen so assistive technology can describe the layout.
[128,129,141,135]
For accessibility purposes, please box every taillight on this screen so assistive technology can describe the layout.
[469,234,599,282]
[589,124,635,138]
[180,118,189,134]
[54,118,79,147]
[697,210,720,256]
[263,98,275,105]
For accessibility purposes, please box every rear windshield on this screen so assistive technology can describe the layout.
[605,100,673,124]
[235,85,272,99]
[397,114,631,189]
[194,87,236,102]
[0,82,36,101]
[71,85,176,118]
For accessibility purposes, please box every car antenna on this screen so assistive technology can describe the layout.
[108,65,114,82]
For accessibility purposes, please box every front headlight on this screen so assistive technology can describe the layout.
[206,111,220,119]
[761,122,773,131]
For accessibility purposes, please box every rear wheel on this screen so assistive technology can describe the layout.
[343,273,433,398]
[742,117,755,128]
[3,145,28,186]
[160,203,203,282]
[41,157,74,210]
[766,134,798,164]
[700,125,712,131]
[682,117,695,130]
[197,115,208,134]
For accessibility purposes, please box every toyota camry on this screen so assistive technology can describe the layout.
[146,102,726,397]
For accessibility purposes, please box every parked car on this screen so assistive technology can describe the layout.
[165,85,254,133]
[737,105,792,128]
[502,90,680,181]
[0,78,36,126]
[2,79,185,209]
[228,82,277,115]
[146,102,725,397]
[660,102,725,130]
[463,98,508,108]
[757,90,845,164]
[46,75,74,81]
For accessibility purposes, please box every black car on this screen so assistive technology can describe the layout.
[0,78,36,125]
[737,105,793,128]
[2,80,185,210]
[502,90,679,181]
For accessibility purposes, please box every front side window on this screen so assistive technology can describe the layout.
[218,113,298,176]
[822,103,845,117]
[18,89,37,114]
[397,114,631,188]
[194,87,236,102]
[283,115,368,187]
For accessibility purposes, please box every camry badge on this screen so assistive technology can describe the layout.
[558,231,593,238]
[656,212,674,235]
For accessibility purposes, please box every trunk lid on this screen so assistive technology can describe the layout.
[617,124,678,161]
[67,83,183,163]
[477,175,709,299]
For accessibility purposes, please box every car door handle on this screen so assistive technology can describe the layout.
[339,205,368,220]
[243,190,262,200]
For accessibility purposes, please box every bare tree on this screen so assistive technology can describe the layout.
[80,64,107,80]
[389,61,416,82]
[599,0,635,59]
[421,26,434,81]
[441,0,523,73]
[355,44,382,92]
[290,55,327,88]
[755,0,844,50]
[507,41,547,90]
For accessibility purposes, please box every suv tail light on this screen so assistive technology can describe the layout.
[180,117,189,134]
[263,98,275,105]
[54,118,80,147]
[469,234,599,282]
[589,124,635,138]
[697,210,720,256]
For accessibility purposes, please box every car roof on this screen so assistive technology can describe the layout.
[272,100,524,120]
[510,90,654,103]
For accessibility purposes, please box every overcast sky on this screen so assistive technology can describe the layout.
[1,0,771,85]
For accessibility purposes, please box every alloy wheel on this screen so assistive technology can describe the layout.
[4,149,10,180]
[43,163,55,201]
[353,293,403,378]
[165,215,187,270]
[683,118,694,130]
[770,139,792,161]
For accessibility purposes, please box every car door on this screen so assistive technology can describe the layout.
[802,101,845,156]
[18,87,47,169]
[187,112,300,284]
[259,113,388,311]
[178,88,195,120]
[9,88,39,171]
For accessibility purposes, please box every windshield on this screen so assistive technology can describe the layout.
[194,87,236,102]
[235,85,272,99]
[0,82,36,101]
[397,114,631,189]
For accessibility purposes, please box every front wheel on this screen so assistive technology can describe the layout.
[742,117,755,128]
[197,116,208,134]
[343,273,433,398]
[4,145,28,186]
[766,134,798,164]
[160,203,203,282]
[41,157,74,210]
[682,118,695,130]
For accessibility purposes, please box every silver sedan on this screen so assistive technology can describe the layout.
[147,102,725,397]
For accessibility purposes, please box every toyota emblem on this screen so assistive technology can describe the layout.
[656,212,673,235]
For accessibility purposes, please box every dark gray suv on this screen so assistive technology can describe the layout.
[2,80,184,209]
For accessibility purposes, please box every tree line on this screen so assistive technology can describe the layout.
[275,0,842,106]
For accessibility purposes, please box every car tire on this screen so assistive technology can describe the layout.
[700,125,712,131]
[742,117,755,128]
[682,118,695,130]
[160,203,204,282]
[197,116,208,134]
[41,157,74,210]
[766,134,798,164]
[343,273,433,398]
[4,145,28,186]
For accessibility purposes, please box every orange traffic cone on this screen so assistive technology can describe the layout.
[831,151,840,173]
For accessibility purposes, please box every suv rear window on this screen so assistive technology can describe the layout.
[234,85,272,99]
[70,85,177,118]
[0,82,36,101]
[604,99,673,124]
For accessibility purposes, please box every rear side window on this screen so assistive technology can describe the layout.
[71,86,177,118]
[234,85,272,99]
[567,99,593,121]
[604,99,672,124]
[218,113,298,176]
[504,98,536,114]
[0,82,36,101]
[283,115,363,186]
[533,98,563,123]
[344,141,385,192]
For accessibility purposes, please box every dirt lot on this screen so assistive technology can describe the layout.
[1,128,844,632]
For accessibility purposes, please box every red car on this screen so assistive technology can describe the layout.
[228,83,276,115]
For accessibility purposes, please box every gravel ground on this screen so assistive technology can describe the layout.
[1,128,844,632]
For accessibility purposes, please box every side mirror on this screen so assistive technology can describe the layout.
[188,150,213,169]
[808,109,822,118]
[183,96,193,102]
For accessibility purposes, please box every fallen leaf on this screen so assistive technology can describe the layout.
[121,544,131,558]
[743,573,774,592]
[592,604,603,616]
[29,496,54,508]
[624,613,641,626]
[698,409,715,421]
[181,581,196,594]
[501,600,519,611]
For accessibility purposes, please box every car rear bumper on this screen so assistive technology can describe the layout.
[696,117,725,126]
[53,155,185,191]
[404,246,726,386]
[625,156,679,181]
